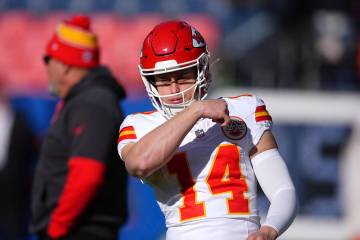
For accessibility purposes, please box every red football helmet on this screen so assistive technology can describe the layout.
[139,20,211,118]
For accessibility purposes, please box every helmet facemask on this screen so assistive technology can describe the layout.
[140,52,210,119]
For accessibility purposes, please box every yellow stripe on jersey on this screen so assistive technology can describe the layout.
[255,111,270,117]
[119,130,135,137]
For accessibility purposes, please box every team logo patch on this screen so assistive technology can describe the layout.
[221,116,247,140]
[82,51,93,62]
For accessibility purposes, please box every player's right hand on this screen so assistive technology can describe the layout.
[192,99,230,127]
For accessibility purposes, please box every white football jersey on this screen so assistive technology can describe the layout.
[118,94,273,240]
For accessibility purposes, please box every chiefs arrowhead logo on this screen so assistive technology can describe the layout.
[73,123,86,136]
[221,116,247,140]
[191,27,205,48]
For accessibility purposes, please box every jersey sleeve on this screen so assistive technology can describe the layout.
[224,95,273,147]
[246,95,273,146]
[117,114,139,160]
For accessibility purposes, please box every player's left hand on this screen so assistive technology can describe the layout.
[247,226,278,240]
[192,99,230,127]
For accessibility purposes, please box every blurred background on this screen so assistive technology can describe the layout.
[0,0,359,239]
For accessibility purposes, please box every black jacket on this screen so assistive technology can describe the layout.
[30,66,128,237]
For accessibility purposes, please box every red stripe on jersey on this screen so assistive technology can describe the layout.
[121,126,135,132]
[141,110,157,115]
[256,105,267,112]
[228,93,253,99]
[255,115,272,122]
[133,110,157,115]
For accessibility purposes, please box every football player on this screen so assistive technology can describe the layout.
[118,20,297,240]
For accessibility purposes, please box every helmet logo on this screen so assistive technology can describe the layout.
[191,27,205,48]
[221,116,247,140]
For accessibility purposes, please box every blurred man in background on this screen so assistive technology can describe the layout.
[117,20,297,240]
[30,15,128,240]
[0,78,36,240]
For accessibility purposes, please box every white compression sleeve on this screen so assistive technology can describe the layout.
[251,148,297,235]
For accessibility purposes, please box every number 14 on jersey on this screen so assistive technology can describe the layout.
[167,144,250,222]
